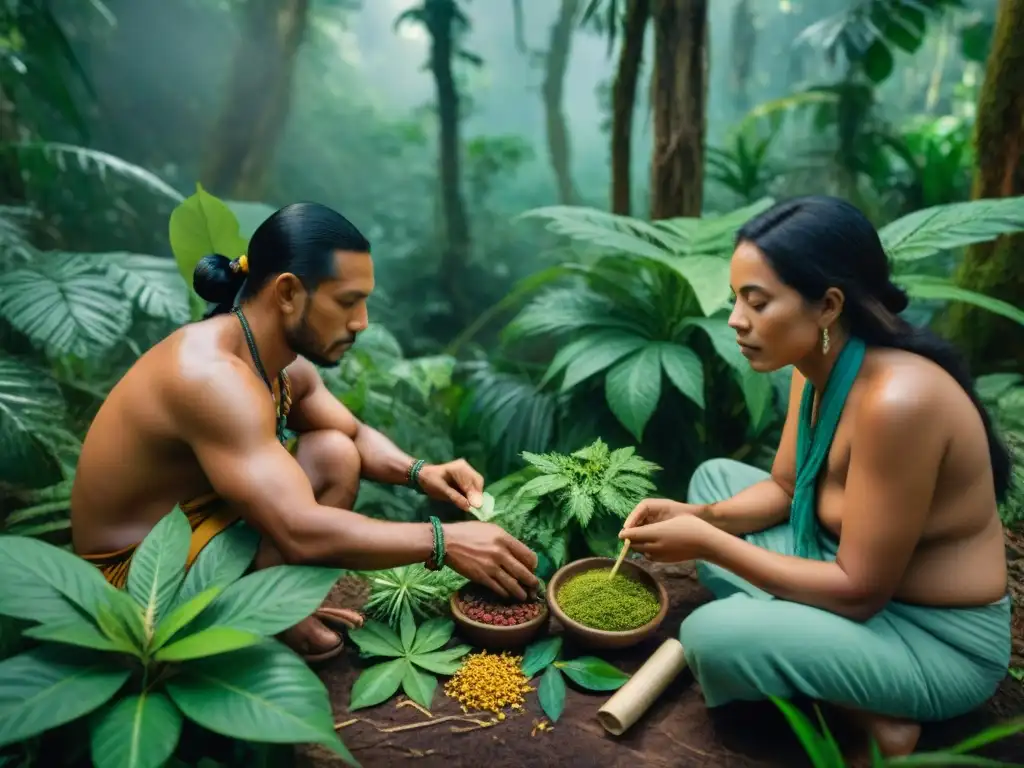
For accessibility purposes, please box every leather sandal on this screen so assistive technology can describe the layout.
[297,607,365,664]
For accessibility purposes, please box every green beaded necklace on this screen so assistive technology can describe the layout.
[232,306,289,443]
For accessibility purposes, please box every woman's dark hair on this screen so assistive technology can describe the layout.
[737,195,1011,501]
[192,201,370,316]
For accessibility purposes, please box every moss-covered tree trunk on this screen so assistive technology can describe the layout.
[201,0,309,200]
[941,0,1024,373]
[543,0,581,204]
[426,1,472,325]
[610,0,649,215]
[649,0,708,220]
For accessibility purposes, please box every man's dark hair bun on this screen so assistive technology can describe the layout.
[193,253,244,306]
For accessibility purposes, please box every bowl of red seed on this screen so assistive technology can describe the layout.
[449,583,549,650]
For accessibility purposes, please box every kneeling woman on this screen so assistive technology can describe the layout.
[621,196,1012,756]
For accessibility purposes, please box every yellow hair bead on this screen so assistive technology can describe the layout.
[237,254,249,274]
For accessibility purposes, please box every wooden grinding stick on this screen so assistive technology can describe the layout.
[596,638,688,736]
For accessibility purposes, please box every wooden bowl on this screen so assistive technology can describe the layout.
[547,557,668,651]
[449,587,549,650]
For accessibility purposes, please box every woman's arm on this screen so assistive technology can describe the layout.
[694,380,944,621]
[700,369,802,536]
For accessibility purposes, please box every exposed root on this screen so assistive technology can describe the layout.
[335,713,497,734]
[397,698,435,719]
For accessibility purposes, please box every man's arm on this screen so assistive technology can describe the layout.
[174,360,539,598]
[285,357,417,485]
[695,379,945,621]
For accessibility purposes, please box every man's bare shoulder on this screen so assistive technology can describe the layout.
[162,320,275,443]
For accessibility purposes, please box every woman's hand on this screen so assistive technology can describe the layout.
[622,498,707,530]
[619,512,713,563]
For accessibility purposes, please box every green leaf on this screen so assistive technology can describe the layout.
[127,509,192,631]
[862,39,894,83]
[347,620,405,658]
[410,645,472,676]
[106,253,190,324]
[400,660,437,710]
[189,565,342,638]
[0,535,111,624]
[155,627,263,662]
[173,522,259,608]
[0,645,131,747]
[168,183,249,285]
[769,696,835,768]
[410,617,454,654]
[521,636,562,679]
[0,357,68,489]
[349,658,407,711]
[90,692,183,768]
[554,657,629,691]
[604,346,663,441]
[166,641,356,765]
[151,587,221,651]
[899,275,1024,328]
[668,255,733,316]
[657,342,705,408]
[399,603,416,652]
[550,331,649,392]
[537,665,566,723]
[468,492,497,522]
[880,196,1024,263]
[98,591,148,655]
[0,255,132,357]
[22,616,126,654]
[959,20,993,64]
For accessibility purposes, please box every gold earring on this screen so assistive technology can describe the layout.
[821,327,831,355]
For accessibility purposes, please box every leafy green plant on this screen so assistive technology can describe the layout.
[483,439,657,572]
[772,696,1024,767]
[356,564,467,629]
[0,512,358,767]
[976,373,1024,528]
[347,607,471,711]
[520,636,629,723]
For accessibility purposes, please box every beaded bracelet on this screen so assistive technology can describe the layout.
[425,515,445,571]
[407,458,427,492]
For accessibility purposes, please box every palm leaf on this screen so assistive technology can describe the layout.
[0,357,69,488]
[10,143,183,202]
[897,275,1024,327]
[518,206,683,256]
[106,253,190,324]
[0,205,37,265]
[880,196,1024,263]
[0,253,132,357]
[503,287,644,344]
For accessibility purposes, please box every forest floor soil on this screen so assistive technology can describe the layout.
[299,565,1024,768]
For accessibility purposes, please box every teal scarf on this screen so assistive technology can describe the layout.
[791,336,866,560]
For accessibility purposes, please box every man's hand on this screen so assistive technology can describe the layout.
[621,498,705,531]
[444,521,539,601]
[417,459,485,512]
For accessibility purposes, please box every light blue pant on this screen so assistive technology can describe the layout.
[678,458,1012,721]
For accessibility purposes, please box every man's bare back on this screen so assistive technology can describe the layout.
[72,315,284,555]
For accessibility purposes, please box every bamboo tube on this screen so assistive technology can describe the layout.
[596,638,688,736]
[608,538,631,579]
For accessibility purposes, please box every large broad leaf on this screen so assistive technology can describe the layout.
[150,587,221,651]
[225,201,276,240]
[0,356,67,486]
[409,617,455,655]
[898,275,1024,328]
[537,665,566,723]
[126,509,192,632]
[550,330,650,392]
[400,661,437,710]
[21,613,129,654]
[517,206,683,256]
[0,535,112,624]
[668,255,733,317]
[0,645,131,747]
[880,196,1024,263]
[348,658,406,711]
[554,657,629,691]
[657,342,705,408]
[154,626,263,662]
[0,254,132,357]
[173,522,259,609]
[347,620,405,658]
[187,565,342,638]
[653,198,774,255]
[604,346,663,442]
[502,288,645,344]
[168,183,248,286]
[106,253,190,324]
[165,641,357,766]
[89,692,183,768]
[521,636,562,679]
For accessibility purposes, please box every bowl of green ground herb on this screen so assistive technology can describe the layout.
[547,557,668,650]
[449,583,550,650]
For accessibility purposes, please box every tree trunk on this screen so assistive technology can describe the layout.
[610,0,649,215]
[201,0,309,200]
[543,0,581,204]
[729,0,755,115]
[649,0,708,220]
[941,0,1024,373]
[428,2,472,323]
